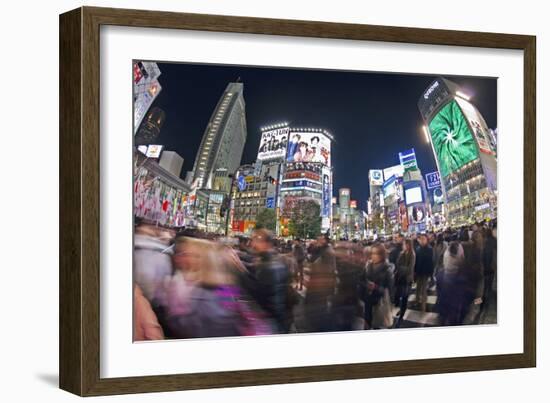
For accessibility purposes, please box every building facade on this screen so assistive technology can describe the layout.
[189,82,248,190]
[418,77,498,226]
[158,150,183,178]
[135,106,166,145]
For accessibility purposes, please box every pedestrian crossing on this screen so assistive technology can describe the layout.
[291,279,495,332]
[393,283,440,328]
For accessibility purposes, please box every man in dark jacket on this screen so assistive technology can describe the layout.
[388,233,404,266]
[242,229,290,333]
[304,234,337,332]
[414,234,434,312]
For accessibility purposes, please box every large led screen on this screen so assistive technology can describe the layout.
[428,100,479,177]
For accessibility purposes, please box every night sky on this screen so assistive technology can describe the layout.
[149,62,497,208]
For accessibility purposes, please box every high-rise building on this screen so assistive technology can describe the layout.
[418,77,497,225]
[133,61,162,133]
[159,150,184,178]
[189,82,247,190]
[339,188,351,210]
[135,107,166,145]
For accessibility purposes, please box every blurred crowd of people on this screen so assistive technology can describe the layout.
[133,219,497,341]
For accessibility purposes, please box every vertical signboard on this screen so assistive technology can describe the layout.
[425,171,441,189]
[399,148,418,172]
[322,166,331,218]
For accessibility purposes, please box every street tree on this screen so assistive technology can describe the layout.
[255,208,277,232]
[288,199,321,239]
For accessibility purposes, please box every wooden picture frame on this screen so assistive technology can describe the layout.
[59,6,536,396]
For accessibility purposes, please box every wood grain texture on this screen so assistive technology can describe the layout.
[59,7,83,396]
[59,6,537,396]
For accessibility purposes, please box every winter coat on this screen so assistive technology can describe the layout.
[433,242,447,274]
[241,251,290,329]
[461,241,484,299]
[395,250,416,284]
[307,244,337,298]
[361,261,394,304]
[415,245,434,278]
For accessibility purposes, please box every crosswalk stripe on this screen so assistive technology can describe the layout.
[402,309,439,326]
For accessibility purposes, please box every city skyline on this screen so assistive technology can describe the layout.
[148,61,497,206]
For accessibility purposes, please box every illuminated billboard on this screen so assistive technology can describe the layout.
[383,165,404,181]
[286,131,331,166]
[133,61,162,133]
[257,126,289,160]
[322,166,331,218]
[134,79,162,132]
[383,175,398,199]
[455,96,494,155]
[399,148,418,172]
[428,100,479,178]
[145,144,163,158]
[405,186,423,205]
[369,169,384,185]
[425,171,441,190]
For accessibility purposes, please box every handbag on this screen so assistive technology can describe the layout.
[371,288,394,329]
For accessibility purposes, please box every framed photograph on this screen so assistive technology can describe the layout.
[59,6,536,396]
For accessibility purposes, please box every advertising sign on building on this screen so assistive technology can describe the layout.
[369,169,384,186]
[286,131,331,166]
[399,201,409,231]
[322,171,331,217]
[145,144,163,158]
[399,148,418,172]
[455,96,494,155]
[134,77,162,133]
[425,171,441,189]
[257,127,290,160]
[383,175,398,199]
[433,187,444,204]
[382,165,404,181]
[404,185,423,206]
[428,100,479,177]
[237,175,247,191]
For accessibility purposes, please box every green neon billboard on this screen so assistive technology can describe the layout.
[428,100,479,178]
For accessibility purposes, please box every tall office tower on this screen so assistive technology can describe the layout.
[135,107,166,145]
[189,82,247,189]
[339,188,351,210]
[418,77,498,225]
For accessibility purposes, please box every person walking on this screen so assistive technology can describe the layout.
[459,230,485,324]
[481,226,497,313]
[394,239,416,326]
[414,234,434,312]
[433,233,447,278]
[304,234,337,332]
[438,240,465,326]
[293,239,306,290]
[361,243,394,330]
[242,229,291,333]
